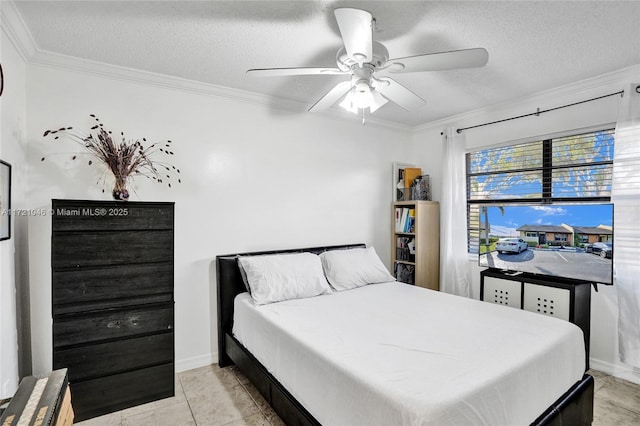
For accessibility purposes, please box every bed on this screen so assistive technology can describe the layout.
[216,244,594,425]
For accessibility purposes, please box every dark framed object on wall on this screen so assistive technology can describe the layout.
[0,159,10,241]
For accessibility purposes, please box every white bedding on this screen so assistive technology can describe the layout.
[233,282,585,426]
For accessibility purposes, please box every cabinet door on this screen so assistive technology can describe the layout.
[482,276,522,308]
[523,283,570,321]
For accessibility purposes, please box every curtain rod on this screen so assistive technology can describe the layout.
[443,89,629,135]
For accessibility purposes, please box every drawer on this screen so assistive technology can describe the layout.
[482,276,522,309]
[53,304,173,348]
[54,332,174,382]
[70,363,174,422]
[52,263,174,310]
[52,230,173,268]
[53,293,173,316]
[523,283,570,321]
[52,200,174,232]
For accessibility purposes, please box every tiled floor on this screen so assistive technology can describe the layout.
[76,366,639,425]
[590,369,640,425]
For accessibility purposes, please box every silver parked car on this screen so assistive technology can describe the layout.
[496,238,528,254]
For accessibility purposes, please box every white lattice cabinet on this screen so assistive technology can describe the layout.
[480,269,592,368]
[523,283,571,321]
[482,276,522,308]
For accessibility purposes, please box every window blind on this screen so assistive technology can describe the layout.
[466,129,614,253]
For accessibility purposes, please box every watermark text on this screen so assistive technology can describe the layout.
[1,208,129,217]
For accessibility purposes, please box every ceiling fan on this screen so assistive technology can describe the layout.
[247,8,489,119]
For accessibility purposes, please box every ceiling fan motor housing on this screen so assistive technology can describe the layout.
[336,41,389,72]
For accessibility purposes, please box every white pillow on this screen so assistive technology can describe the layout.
[320,247,395,291]
[237,253,332,305]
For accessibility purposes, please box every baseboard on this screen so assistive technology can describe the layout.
[589,357,640,385]
[175,352,218,373]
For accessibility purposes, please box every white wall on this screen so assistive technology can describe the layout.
[0,26,28,397]
[24,64,412,375]
[407,127,444,204]
[409,66,640,384]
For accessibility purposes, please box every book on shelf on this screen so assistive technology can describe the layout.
[0,376,37,426]
[406,209,415,233]
[400,208,408,232]
[394,208,415,233]
[0,369,73,426]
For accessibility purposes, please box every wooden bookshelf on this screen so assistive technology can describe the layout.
[392,201,440,290]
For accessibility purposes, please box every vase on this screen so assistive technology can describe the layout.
[112,177,130,201]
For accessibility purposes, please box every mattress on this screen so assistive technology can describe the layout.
[233,282,585,426]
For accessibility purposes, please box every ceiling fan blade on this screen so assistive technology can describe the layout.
[309,81,352,112]
[375,78,425,111]
[384,48,489,73]
[247,67,347,77]
[334,8,373,65]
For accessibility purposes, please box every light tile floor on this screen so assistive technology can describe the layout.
[76,366,639,425]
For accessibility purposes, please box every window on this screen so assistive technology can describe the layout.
[467,129,614,254]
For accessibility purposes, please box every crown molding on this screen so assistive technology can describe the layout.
[29,49,411,132]
[30,48,299,107]
[10,0,631,136]
[413,64,640,134]
[1,0,37,61]
[2,0,410,133]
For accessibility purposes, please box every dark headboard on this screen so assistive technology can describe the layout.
[215,243,365,366]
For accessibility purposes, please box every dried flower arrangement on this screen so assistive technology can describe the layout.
[42,114,181,200]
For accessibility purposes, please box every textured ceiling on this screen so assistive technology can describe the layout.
[12,0,640,127]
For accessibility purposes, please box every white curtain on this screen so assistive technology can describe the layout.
[440,128,471,297]
[613,83,640,368]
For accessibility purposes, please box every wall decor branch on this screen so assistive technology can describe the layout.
[42,115,181,200]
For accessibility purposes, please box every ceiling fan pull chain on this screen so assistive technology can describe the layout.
[362,109,366,126]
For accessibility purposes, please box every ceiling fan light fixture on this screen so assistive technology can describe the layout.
[339,81,373,114]
[369,88,388,113]
[352,81,374,108]
[339,94,359,114]
[339,82,388,114]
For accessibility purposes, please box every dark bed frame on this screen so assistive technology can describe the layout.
[216,244,594,426]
